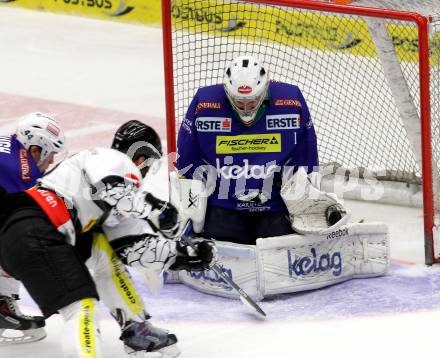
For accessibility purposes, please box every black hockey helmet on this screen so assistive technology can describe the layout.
[111,120,162,177]
[111,120,162,161]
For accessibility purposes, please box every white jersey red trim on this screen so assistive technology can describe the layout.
[25,187,77,245]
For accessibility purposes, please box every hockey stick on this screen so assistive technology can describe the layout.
[180,221,267,318]
[210,264,267,318]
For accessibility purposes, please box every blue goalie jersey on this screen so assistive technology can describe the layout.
[0,134,42,193]
[176,81,319,213]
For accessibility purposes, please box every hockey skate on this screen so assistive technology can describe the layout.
[0,294,46,345]
[120,319,180,358]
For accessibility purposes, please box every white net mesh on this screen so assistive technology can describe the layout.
[169,1,439,185]
[165,0,440,263]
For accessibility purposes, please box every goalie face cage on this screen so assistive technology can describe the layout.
[161,0,440,264]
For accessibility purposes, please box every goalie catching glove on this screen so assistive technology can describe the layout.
[281,167,351,235]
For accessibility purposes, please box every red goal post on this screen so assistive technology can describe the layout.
[161,0,440,264]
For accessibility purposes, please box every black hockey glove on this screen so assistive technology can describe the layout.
[169,239,217,272]
[145,192,180,237]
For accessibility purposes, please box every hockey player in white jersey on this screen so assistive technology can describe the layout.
[66,120,213,356]
[82,120,216,356]
[108,120,215,284]
[0,148,216,358]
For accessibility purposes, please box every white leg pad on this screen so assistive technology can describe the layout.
[178,241,263,301]
[257,222,389,296]
[178,223,388,300]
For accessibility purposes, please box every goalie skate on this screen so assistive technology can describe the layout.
[120,320,180,358]
[0,295,46,345]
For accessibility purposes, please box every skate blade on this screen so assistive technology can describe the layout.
[0,327,47,345]
[130,343,181,358]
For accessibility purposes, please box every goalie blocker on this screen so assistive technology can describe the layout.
[178,222,389,300]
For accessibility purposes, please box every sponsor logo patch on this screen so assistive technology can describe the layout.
[236,201,271,212]
[288,248,342,277]
[274,99,302,107]
[216,158,280,179]
[188,265,233,291]
[326,227,349,240]
[195,117,232,132]
[25,188,70,223]
[19,149,32,181]
[195,101,222,113]
[266,114,300,130]
[216,133,281,154]
[182,118,192,134]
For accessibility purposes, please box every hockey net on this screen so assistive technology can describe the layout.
[161,0,440,264]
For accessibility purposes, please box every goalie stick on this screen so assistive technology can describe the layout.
[180,221,267,318]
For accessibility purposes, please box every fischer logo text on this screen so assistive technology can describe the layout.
[216,133,281,153]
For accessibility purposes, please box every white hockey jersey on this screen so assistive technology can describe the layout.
[38,148,147,238]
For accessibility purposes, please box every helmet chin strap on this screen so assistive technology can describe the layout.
[27,145,45,167]
[240,112,259,126]
[225,83,270,126]
[231,95,270,127]
[37,150,48,166]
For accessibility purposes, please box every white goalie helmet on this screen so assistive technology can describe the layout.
[16,112,66,164]
[84,148,148,217]
[223,55,269,126]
